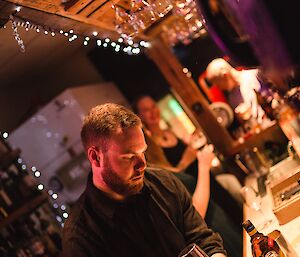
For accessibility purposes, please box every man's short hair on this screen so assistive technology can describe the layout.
[81,103,142,151]
[206,58,234,82]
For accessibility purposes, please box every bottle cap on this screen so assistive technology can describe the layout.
[242,220,257,236]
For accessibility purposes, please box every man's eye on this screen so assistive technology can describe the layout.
[123,155,135,160]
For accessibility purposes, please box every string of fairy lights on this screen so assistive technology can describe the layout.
[0,6,152,227]
[0,131,68,226]
[2,5,151,55]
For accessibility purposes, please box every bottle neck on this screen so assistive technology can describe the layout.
[246,227,264,240]
[248,227,257,235]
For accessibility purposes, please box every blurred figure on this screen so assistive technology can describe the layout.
[206,58,265,123]
[133,95,216,216]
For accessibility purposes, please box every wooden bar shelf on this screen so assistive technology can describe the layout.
[229,123,288,156]
[0,193,49,230]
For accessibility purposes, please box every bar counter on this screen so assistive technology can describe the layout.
[243,175,300,256]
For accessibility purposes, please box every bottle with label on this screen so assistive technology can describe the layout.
[242,220,282,257]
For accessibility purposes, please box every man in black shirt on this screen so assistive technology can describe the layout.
[62,103,227,257]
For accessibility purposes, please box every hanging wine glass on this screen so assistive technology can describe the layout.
[148,0,173,18]
[130,0,156,30]
[113,4,139,39]
[174,18,190,43]
[161,25,179,46]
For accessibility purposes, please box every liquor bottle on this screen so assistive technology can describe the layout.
[242,220,281,257]
[255,89,276,121]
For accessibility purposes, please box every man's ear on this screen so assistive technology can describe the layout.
[87,147,102,167]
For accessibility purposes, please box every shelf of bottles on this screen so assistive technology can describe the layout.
[258,85,300,158]
[231,84,300,177]
[0,133,62,257]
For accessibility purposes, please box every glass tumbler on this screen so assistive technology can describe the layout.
[178,243,209,257]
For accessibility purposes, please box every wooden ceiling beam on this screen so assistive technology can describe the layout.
[5,0,61,13]
[4,0,116,32]
[65,0,94,14]
[146,36,236,156]
[73,0,108,17]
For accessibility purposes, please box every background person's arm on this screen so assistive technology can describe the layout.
[192,145,215,218]
[176,172,227,256]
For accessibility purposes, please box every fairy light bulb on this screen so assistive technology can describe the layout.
[143,42,151,48]
[37,184,44,190]
[34,171,41,177]
[2,132,8,138]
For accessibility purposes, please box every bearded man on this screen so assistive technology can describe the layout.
[62,103,226,257]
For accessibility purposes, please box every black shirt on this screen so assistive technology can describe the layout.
[162,138,186,167]
[162,138,198,179]
[62,168,226,257]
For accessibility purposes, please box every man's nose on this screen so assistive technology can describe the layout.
[134,154,146,172]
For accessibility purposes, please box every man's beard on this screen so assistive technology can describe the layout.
[102,161,144,197]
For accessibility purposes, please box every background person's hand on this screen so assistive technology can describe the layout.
[196,144,215,171]
[189,129,207,150]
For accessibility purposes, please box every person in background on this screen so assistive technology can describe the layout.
[134,95,242,257]
[133,95,213,217]
[206,58,265,124]
[62,103,226,257]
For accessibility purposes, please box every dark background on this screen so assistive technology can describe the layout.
[89,35,222,103]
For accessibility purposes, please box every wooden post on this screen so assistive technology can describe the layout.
[146,37,236,155]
